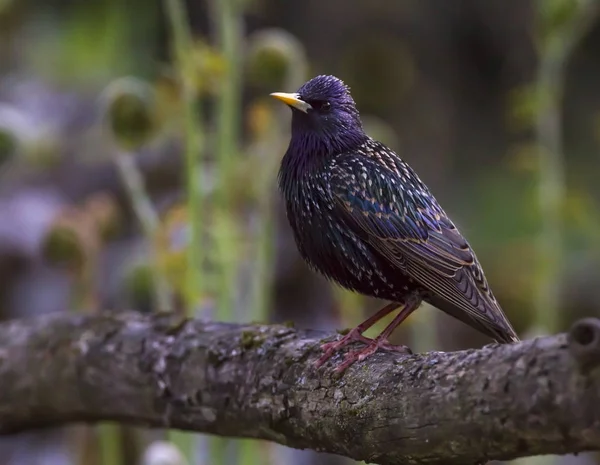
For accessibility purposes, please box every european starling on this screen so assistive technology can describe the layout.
[271,75,519,372]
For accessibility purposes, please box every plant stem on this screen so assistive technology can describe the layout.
[98,423,122,465]
[213,0,242,207]
[211,0,243,324]
[533,0,599,335]
[114,150,171,312]
[164,0,204,314]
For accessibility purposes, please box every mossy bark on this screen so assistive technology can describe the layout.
[0,312,599,465]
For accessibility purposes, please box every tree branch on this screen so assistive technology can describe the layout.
[0,312,599,465]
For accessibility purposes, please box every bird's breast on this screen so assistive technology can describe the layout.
[280,176,414,299]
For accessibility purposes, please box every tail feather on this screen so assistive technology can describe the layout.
[426,295,520,343]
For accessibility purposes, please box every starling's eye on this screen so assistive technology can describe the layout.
[306,99,331,112]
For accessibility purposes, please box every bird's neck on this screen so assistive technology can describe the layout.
[282,127,367,172]
[278,142,321,202]
[278,131,367,203]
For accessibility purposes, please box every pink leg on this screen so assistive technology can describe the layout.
[334,298,421,374]
[315,302,400,368]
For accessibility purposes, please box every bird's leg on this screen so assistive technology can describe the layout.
[315,302,400,368]
[334,298,420,373]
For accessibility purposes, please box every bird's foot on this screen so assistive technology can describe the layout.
[333,338,412,374]
[315,328,372,368]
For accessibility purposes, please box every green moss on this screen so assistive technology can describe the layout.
[240,330,267,350]
[347,407,360,417]
[282,320,295,328]
[336,328,351,336]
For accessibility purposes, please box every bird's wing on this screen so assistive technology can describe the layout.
[327,148,518,341]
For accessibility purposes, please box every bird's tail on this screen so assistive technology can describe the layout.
[482,311,520,343]
[427,295,520,343]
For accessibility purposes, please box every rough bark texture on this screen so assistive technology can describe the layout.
[0,312,599,465]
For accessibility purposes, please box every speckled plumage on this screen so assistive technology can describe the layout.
[272,75,518,370]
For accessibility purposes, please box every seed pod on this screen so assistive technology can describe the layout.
[246,28,308,91]
[100,77,158,150]
[42,209,97,271]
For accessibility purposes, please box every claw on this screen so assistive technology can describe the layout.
[334,339,412,374]
[315,328,372,368]
[315,300,417,373]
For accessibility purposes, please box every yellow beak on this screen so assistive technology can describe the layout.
[269,92,312,113]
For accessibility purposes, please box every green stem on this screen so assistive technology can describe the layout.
[211,0,243,324]
[534,68,564,335]
[213,0,242,205]
[250,196,274,322]
[245,135,277,323]
[98,423,122,465]
[114,151,171,312]
[534,0,599,335]
[164,0,204,315]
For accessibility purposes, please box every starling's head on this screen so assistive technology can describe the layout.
[270,75,366,155]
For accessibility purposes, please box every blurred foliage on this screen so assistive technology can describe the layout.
[43,212,89,270]
[538,0,579,46]
[29,0,158,82]
[85,192,121,241]
[0,0,12,14]
[183,41,227,96]
[508,85,543,131]
[42,192,119,270]
[247,44,290,88]
[124,262,156,310]
[102,77,159,150]
[0,105,26,169]
[0,125,16,166]
[246,28,309,91]
[338,34,415,115]
[155,203,192,296]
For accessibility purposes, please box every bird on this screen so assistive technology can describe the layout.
[270,74,519,373]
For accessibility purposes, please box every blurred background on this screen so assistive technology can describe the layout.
[0,0,599,464]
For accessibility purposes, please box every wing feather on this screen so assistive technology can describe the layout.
[327,144,518,341]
